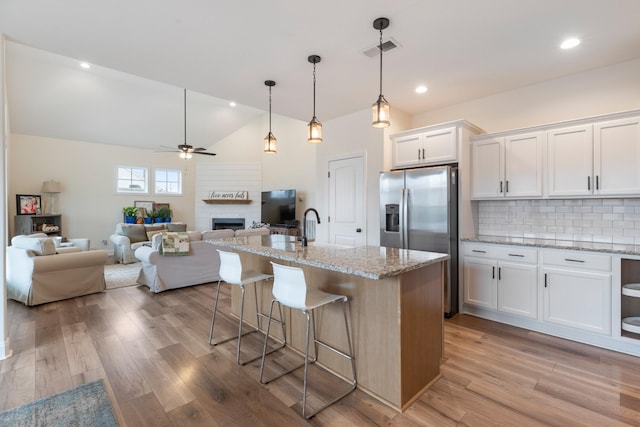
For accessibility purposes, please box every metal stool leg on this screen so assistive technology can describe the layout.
[259,299,291,384]
[208,280,223,344]
[302,300,357,419]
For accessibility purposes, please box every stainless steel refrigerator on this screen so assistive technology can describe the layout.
[379,166,458,317]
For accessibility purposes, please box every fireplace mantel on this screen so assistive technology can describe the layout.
[202,199,252,204]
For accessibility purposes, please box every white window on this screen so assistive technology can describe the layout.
[117,166,148,193]
[154,168,182,195]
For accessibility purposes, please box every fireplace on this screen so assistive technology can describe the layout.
[212,218,246,231]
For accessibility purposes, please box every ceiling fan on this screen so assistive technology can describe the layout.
[160,89,217,159]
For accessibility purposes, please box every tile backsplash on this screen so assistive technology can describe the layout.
[478,199,640,244]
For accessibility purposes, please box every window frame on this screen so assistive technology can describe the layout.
[116,165,149,194]
[153,167,183,195]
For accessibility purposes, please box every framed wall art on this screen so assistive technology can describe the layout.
[17,194,42,215]
[134,200,155,217]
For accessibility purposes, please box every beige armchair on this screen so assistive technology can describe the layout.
[7,234,108,306]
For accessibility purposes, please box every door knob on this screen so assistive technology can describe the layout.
[356,228,362,233]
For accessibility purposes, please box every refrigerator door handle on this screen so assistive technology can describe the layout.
[400,188,408,248]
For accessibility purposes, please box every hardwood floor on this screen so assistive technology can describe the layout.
[1,282,640,426]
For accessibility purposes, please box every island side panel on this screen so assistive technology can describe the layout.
[299,265,402,408]
[399,261,444,409]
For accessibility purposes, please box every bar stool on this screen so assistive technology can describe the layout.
[208,249,282,365]
[259,261,357,419]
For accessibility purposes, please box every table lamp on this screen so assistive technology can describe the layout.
[41,180,62,214]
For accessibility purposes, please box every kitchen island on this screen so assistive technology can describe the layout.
[209,234,448,411]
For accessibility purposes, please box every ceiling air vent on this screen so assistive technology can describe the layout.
[363,38,400,57]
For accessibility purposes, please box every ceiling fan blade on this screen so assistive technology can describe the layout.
[193,151,217,156]
[193,147,208,151]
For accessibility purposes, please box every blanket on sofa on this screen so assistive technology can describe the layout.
[159,232,190,256]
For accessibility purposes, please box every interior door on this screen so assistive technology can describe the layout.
[328,155,365,247]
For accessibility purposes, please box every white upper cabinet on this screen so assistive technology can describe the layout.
[547,124,594,197]
[471,137,503,198]
[472,110,640,200]
[392,126,457,169]
[471,131,544,199]
[594,116,640,196]
[548,116,640,197]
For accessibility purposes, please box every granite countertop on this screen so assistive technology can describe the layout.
[462,235,640,256]
[206,234,449,280]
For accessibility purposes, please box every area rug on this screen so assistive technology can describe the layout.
[0,379,118,427]
[104,263,140,289]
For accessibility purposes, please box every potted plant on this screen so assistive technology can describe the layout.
[144,208,154,224]
[122,207,138,224]
[155,206,172,223]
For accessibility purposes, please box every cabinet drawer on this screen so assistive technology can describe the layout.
[542,250,611,272]
[464,244,497,258]
[494,246,537,264]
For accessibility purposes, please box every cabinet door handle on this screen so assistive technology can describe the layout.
[564,258,585,263]
[422,148,425,159]
[587,176,591,190]
[508,253,524,257]
[505,180,509,193]
[492,266,495,279]
[498,267,502,280]
[596,175,599,190]
[418,148,421,160]
[472,249,486,253]
[544,273,548,288]
[500,181,503,193]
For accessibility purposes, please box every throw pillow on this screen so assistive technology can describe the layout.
[120,224,148,243]
[12,236,57,256]
[146,229,164,241]
[167,223,187,232]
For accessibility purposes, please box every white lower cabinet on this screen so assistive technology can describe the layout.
[463,256,497,310]
[463,243,537,318]
[497,261,537,319]
[542,250,612,335]
[463,243,614,338]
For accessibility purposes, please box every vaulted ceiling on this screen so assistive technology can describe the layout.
[1,0,639,150]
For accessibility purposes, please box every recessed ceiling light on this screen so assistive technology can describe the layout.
[415,85,428,94]
[80,62,91,69]
[229,101,237,107]
[560,37,581,50]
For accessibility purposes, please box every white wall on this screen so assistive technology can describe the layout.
[412,58,640,133]
[212,112,317,225]
[315,107,411,245]
[194,162,261,231]
[8,134,197,250]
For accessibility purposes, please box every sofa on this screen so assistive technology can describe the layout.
[7,233,109,306]
[110,222,187,264]
[134,227,270,293]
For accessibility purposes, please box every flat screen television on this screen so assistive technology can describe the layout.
[261,189,297,227]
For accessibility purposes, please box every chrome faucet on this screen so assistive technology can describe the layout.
[301,208,321,247]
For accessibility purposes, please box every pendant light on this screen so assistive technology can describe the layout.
[371,17,390,128]
[307,55,322,143]
[264,80,277,154]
